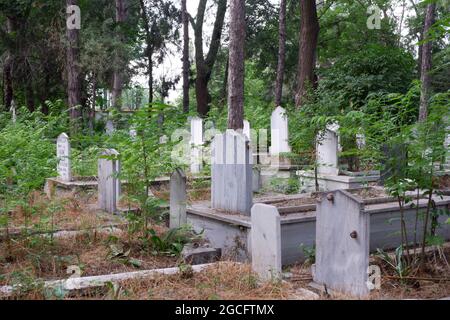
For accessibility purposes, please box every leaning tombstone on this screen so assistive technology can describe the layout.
[169,168,187,229]
[98,149,121,214]
[211,130,253,215]
[251,203,282,281]
[56,133,72,182]
[313,190,370,297]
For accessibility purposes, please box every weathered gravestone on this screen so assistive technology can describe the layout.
[105,119,115,136]
[98,149,121,214]
[313,190,370,297]
[251,203,282,281]
[270,106,291,156]
[190,117,203,174]
[57,133,72,182]
[169,168,187,229]
[252,167,262,192]
[211,130,253,215]
[316,124,340,176]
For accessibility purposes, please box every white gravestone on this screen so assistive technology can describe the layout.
[211,130,253,215]
[316,123,340,176]
[98,149,121,214]
[445,126,450,169]
[10,100,16,123]
[57,133,72,182]
[243,120,251,141]
[314,190,370,297]
[356,133,366,149]
[129,128,137,140]
[169,168,187,229]
[190,117,203,174]
[270,106,291,155]
[251,204,282,281]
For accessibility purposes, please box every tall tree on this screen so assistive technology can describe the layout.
[274,0,287,107]
[227,0,245,130]
[139,0,179,106]
[182,0,189,113]
[111,0,128,109]
[66,0,82,133]
[190,0,227,117]
[295,0,319,108]
[3,16,13,112]
[418,2,436,122]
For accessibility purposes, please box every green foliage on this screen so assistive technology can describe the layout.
[300,244,315,265]
[376,246,413,280]
[143,226,201,256]
[0,117,56,196]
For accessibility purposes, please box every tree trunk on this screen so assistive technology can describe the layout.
[418,3,436,122]
[182,0,190,113]
[3,17,14,112]
[66,0,82,134]
[111,0,128,110]
[295,0,319,108]
[220,56,229,105]
[227,0,245,130]
[147,49,153,105]
[274,0,287,107]
[24,61,35,112]
[3,56,13,112]
[192,0,227,117]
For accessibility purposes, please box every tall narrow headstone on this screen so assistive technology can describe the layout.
[356,133,366,149]
[106,119,115,136]
[314,190,370,297]
[252,167,262,192]
[270,106,291,155]
[98,149,121,214]
[10,100,16,123]
[243,120,251,141]
[190,117,203,174]
[251,204,282,281]
[316,124,340,176]
[445,126,450,170]
[211,130,253,215]
[169,168,187,229]
[57,133,72,182]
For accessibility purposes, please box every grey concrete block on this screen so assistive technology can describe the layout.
[251,203,282,281]
[169,168,187,229]
[314,190,370,297]
[182,245,221,265]
[211,130,253,215]
[98,149,120,214]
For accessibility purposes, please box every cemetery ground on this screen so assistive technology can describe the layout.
[1,182,449,300]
